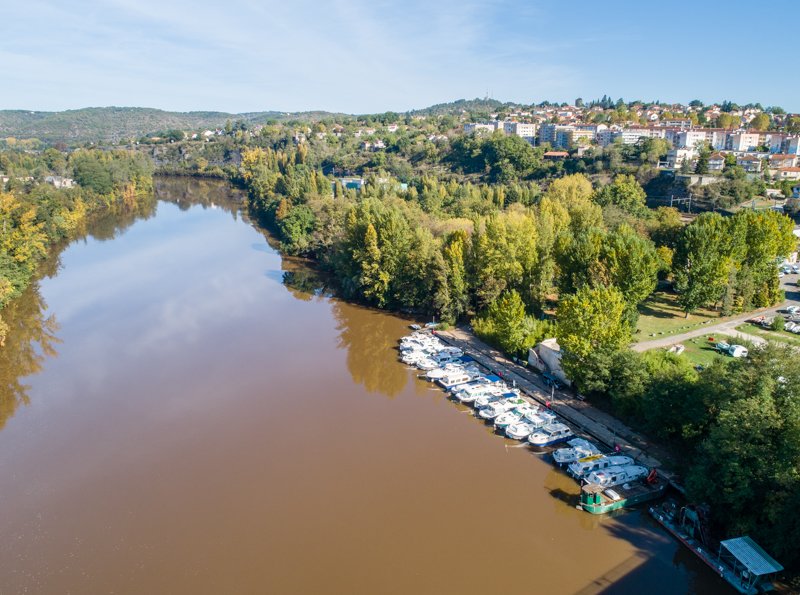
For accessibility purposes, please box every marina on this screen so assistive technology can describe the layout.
[396,328,667,515]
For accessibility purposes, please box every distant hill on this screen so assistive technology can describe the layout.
[0,107,292,144]
[0,100,523,144]
[409,98,513,116]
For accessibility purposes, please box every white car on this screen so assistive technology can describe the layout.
[778,272,785,279]
[787,306,800,314]
[793,265,800,274]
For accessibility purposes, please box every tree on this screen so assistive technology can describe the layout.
[750,112,770,131]
[544,173,594,207]
[593,174,647,215]
[442,232,469,322]
[486,289,527,355]
[597,225,660,325]
[694,148,710,175]
[357,222,390,306]
[556,285,632,391]
[716,113,736,129]
[672,213,733,316]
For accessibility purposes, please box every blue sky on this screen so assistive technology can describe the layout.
[2,0,798,114]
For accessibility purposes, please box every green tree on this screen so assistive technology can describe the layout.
[672,213,733,316]
[598,224,659,325]
[357,222,389,306]
[593,174,647,215]
[556,285,632,391]
[750,112,770,131]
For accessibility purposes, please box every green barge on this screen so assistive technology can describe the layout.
[579,477,666,514]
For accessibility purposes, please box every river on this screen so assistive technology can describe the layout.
[0,178,732,594]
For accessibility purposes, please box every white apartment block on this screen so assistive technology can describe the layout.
[675,130,709,149]
[667,148,697,169]
[503,122,537,143]
[463,123,498,134]
[728,133,761,152]
[786,137,800,155]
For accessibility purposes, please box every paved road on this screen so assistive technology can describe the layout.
[633,273,800,352]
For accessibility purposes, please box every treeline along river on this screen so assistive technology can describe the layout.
[0,178,732,594]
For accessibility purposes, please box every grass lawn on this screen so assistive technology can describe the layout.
[677,335,730,368]
[736,323,800,347]
[637,291,723,338]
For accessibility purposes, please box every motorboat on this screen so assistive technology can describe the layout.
[437,371,474,389]
[552,438,601,466]
[415,358,440,371]
[584,465,649,488]
[568,455,634,479]
[493,404,538,430]
[527,422,573,447]
[473,390,516,408]
[454,382,496,403]
[477,397,527,420]
[505,410,557,440]
[425,363,466,381]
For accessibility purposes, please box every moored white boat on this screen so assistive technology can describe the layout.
[477,397,527,420]
[505,410,556,440]
[494,405,537,430]
[568,455,634,479]
[437,371,474,389]
[552,438,601,466]
[473,389,516,408]
[527,422,573,447]
[584,464,649,488]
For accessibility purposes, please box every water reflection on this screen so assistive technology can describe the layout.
[0,180,165,431]
[155,176,245,217]
[332,301,408,398]
[0,284,60,429]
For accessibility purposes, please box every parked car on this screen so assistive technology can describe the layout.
[787,306,800,314]
[792,265,800,274]
[778,272,786,279]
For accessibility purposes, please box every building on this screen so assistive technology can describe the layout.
[44,176,76,189]
[502,121,537,144]
[675,130,709,150]
[543,151,569,160]
[667,148,697,169]
[463,122,497,134]
[736,155,763,173]
[527,338,571,387]
[337,177,366,191]
[775,167,800,181]
[769,154,798,169]
[728,132,761,152]
[707,153,726,172]
[786,137,800,155]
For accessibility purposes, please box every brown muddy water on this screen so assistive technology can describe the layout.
[0,178,731,594]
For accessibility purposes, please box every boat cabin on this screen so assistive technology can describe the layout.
[568,454,633,478]
[437,373,472,389]
[717,536,783,593]
[584,464,648,488]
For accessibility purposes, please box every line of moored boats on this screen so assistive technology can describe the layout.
[400,329,664,513]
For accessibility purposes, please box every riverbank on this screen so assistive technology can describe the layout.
[435,326,681,488]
